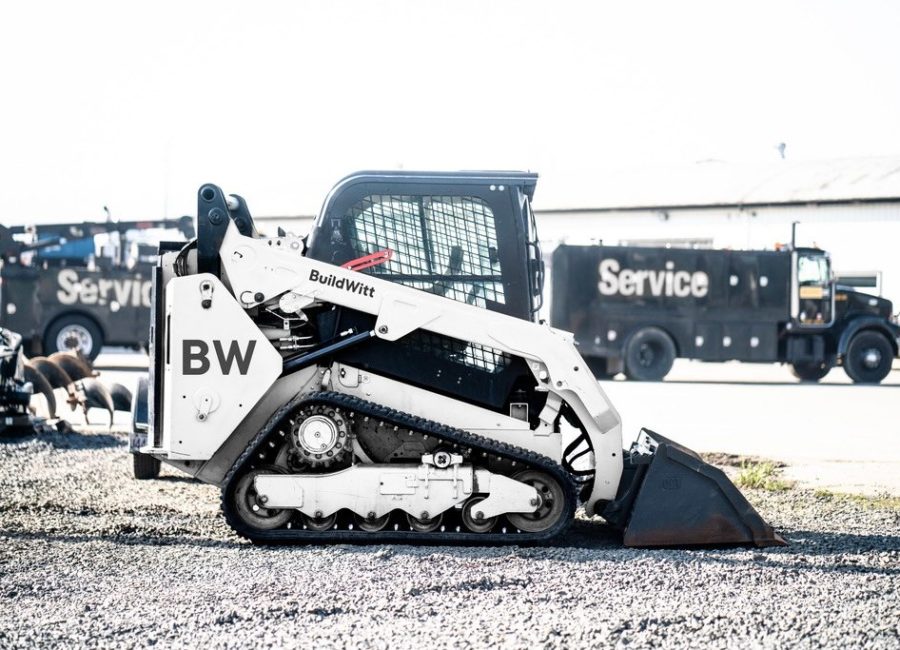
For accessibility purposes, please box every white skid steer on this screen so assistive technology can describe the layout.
[131,172,784,547]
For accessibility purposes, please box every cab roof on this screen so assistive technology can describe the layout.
[320,171,538,216]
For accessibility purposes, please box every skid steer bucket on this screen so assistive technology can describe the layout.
[603,429,786,548]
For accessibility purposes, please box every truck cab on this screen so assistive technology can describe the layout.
[787,247,898,382]
[792,248,834,327]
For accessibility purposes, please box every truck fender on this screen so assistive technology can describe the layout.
[836,316,900,358]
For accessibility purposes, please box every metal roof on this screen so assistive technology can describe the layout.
[537,156,900,212]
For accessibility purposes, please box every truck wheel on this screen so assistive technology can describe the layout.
[790,361,831,382]
[623,327,676,381]
[133,453,161,480]
[44,315,103,361]
[844,331,893,384]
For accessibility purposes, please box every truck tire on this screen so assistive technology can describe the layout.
[44,315,104,361]
[133,453,161,480]
[843,331,893,384]
[623,327,676,381]
[790,361,831,382]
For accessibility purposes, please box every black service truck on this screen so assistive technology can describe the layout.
[551,244,899,383]
[0,218,193,359]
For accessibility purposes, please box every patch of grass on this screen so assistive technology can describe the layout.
[847,493,900,511]
[701,452,786,469]
[734,460,792,491]
[812,488,900,510]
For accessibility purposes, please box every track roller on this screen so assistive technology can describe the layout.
[303,512,337,531]
[233,466,293,530]
[406,512,443,533]
[355,512,390,532]
[461,496,498,533]
[505,470,566,533]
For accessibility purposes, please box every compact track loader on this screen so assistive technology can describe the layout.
[134,172,784,547]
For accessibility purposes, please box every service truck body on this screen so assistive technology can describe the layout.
[551,244,899,382]
[0,263,154,358]
[0,218,192,359]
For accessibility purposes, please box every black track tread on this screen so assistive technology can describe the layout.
[221,391,577,545]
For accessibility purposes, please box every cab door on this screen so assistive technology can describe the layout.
[791,250,834,327]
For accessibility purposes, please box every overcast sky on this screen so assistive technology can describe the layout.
[2,0,899,222]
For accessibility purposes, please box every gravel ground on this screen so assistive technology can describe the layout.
[0,427,898,649]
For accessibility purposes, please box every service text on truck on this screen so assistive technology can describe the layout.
[598,259,709,298]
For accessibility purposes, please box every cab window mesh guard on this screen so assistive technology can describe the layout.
[346,195,505,308]
[345,194,510,373]
[406,331,512,374]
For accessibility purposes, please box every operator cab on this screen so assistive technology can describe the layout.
[792,247,834,327]
[306,171,544,322]
[300,171,546,417]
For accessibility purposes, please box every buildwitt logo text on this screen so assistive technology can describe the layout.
[598,259,709,298]
[309,269,375,297]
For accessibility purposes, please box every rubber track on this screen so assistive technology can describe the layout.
[221,391,577,545]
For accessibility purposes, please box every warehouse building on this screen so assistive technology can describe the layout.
[535,156,900,306]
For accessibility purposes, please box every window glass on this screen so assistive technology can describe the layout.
[798,254,828,285]
[346,194,505,308]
